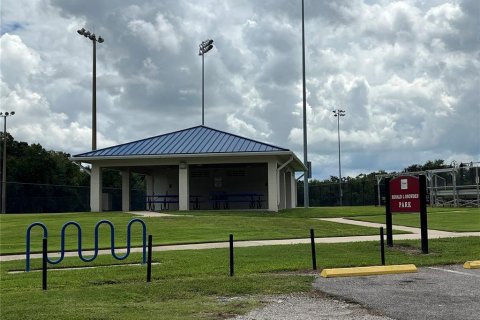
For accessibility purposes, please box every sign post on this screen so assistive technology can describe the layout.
[386,175,428,253]
[419,175,428,253]
[385,178,393,247]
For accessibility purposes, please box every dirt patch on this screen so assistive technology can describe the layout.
[389,245,439,256]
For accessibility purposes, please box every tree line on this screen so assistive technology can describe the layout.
[297,159,467,206]
[1,133,144,212]
[2,134,472,211]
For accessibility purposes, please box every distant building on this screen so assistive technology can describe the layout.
[71,126,305,212]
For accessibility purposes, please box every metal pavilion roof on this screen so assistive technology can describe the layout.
[73,126,290,158]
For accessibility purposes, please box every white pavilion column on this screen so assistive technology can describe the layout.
[285,170,292,209]
[178,163,190,211]
[90,164,103,212]
[267,160,278,212]
[279,169,286,210]
[121,169,130,212]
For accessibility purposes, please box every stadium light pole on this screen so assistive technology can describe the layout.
[301,0,309,207]
[77,27,104,151]
[333,109,346,206]
[199,39,214,126]
[1,111,15,214]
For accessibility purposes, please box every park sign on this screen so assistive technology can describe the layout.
[389,176,420,212]
[385,174,428,254]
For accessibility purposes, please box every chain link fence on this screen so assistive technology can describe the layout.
[297,180,383,207]
[5,182,146,213]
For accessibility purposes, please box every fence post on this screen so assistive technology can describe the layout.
[310,229,317,270]
[229,234,234,277]
[147,235,152,282]
[380,227,385,266]
[42,237,47,290]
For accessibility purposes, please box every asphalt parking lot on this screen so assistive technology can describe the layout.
[314,265,480,320]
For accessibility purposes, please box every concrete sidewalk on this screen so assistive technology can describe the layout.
[1,219,478,262]
[317,218,468,237]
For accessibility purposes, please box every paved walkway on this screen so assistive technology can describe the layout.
[128,211,193,218]
[1,219,478,262]
[318,218,471,238]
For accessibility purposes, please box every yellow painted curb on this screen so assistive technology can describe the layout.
[464,261,480,269]
[320,264,417,278]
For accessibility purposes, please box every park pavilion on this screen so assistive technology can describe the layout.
[71,126,306,212]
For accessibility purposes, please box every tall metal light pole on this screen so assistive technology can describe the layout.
[77,28,104,151]
[1,111,15,214]
[301,0,309,207]
[333,109,346,206]
[199,39,214,126]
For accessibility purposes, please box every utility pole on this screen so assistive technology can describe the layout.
[333,109,346,205]
[1,111,15,213]
[301,0,309,207]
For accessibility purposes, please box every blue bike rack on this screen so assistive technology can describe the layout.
[25,218,147,272]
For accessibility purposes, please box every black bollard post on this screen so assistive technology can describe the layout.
[380,227,385,266]
[419,175,429,254]
[147,235,152,282]
[310,229,317,270]
[42,237,47,290]
[229,234,234,277]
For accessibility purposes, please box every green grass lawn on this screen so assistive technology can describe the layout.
[175,206,387,218]
[1,207,478,319]
[1,236,479,320]
[350,208,480,232]
[0,209,395,255]
[2,207,476,255]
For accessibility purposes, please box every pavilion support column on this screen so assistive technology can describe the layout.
[285,171,293,209]
[279,169,286,210]
[267,160,278,212]
[90,164,103,212]
[178,163,190,211]
[292,171,298,207]
[121,169,131,212]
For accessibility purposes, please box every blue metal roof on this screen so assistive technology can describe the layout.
[73,126,289,158]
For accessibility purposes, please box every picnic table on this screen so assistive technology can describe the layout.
[209,192,265,209]
[145,194,204,210]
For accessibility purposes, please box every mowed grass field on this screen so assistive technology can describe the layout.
[1,207,478,254]
[1,236,479,320]
[351,208,480,232]
[0,206,478,319]
[1,206,396,255]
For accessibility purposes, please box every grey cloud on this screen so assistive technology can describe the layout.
[2,0,478,180]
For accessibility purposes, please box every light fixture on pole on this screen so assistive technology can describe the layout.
[77,27,104,151]
[1,111,15,214]
[333,109,346,206]
[301,0,309,207]
[199,39,214,126]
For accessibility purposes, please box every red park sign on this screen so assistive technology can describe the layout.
[389,175,420,212]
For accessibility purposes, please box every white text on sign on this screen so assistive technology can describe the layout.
[391,194,419,200]
[399,202,412,208]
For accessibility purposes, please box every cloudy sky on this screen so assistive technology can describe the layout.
[1,0,479,179]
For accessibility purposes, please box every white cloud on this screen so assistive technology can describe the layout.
[0,34,41,85]
[127,13,182,52]
[0,0,478,179]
